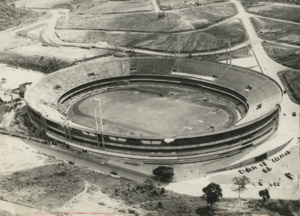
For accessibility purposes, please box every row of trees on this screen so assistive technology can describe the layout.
[152,167,270,209]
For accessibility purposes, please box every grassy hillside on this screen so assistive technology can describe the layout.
[0,163,299,215]
[57,3,237,32]
[0,3,39,30]
[245,4,300,22]
[241,0,300,5]
[56,18,247,53]
[158,0,228,10]
[251,17,300,45]
[72,0,153,14]
[262,42,299,69]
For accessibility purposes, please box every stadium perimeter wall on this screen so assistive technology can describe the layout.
[25,57,283,163]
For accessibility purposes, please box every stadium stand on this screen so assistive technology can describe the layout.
[25,57,282,163]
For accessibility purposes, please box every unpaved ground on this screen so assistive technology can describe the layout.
[251,17,300,45]
[158,0,228,10]
[262,41,299,70]
[1,160,300,216]
[246,3,300,22]
[72,0,154,15]
[57,3,237,32]
[278,70,300,104]
[56,18,246,53]
[0,132,299,215]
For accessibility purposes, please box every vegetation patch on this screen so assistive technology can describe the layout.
[262,41,299,70]
[245,3,300,22]
[241,0,300,6]
[251,17,300,45]
[157,0,228,10]
[72,0,153,14]
[56,18,246,53]
[0,163,85,210]
[0,3,39,30]
[57,3,237,32]
[278,70,300,104]
[0,163,300,215]
[0,52,74,73]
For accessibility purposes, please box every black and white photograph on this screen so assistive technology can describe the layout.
[0,0,299,215]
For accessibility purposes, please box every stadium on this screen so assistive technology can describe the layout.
[25,57,283,164]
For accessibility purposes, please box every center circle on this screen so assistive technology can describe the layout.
[67,83,238,138]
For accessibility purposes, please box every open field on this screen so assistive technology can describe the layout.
[0,52,74,73]
[246,3,300,22]
[72,0,153,15]
[56,3,237,32]
[69,85,233,136]
[158,0,228,10]
[1,161,300,215]
[7,43,114,61]
[14,0,72,9]
[0,3,40,30]
[56,18,246,53]
[262,41,299,70]
[278,70,300,104]
[251,17,300,45]
[241,0,300,5]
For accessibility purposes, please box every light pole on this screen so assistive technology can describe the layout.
[93,98,105,149]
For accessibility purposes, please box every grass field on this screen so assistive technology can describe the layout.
[241,0,300,5]
[251,17,300,45]
[15,0,72,8]
[56,13,196,32]
[68,85,234,137]
[56,18,246,53]
[0,3,40,30]
[262,41,299,70]
[158,0,228,10]
[278,70,300,104]
[246,3,300,22]
[71,0,153,15]
[56,3,237,32]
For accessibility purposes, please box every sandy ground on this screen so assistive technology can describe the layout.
[8,43,114,62]
[0,134,54,175]
[0,134,148,215]
[57,181,146,216]
[0,64,45,90]
[219,55,260,72]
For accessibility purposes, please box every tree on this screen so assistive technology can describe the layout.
[202,183,223,208]
[152,166,174,182]
[259,189,270,202]
[232,176,250,198]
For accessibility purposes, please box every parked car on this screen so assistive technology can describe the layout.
[259,179,263,186]
[238,170,244,174]
[285,173,294,180]
[248,167,253,172]
[269,182,273,187]
[259,163,264,167]
[273,182,277,186]
[286,150,291,154]
[266,166,272,171]
[285,152,289,156]
[292,112,297,117]
[272,158,276,162]
[252,166,257,170]
[262,168,268,173]
[277,182,280,187]
[262,161,267,166]
[246,168,250,172]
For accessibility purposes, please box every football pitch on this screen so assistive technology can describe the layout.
[68,87,233,137]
